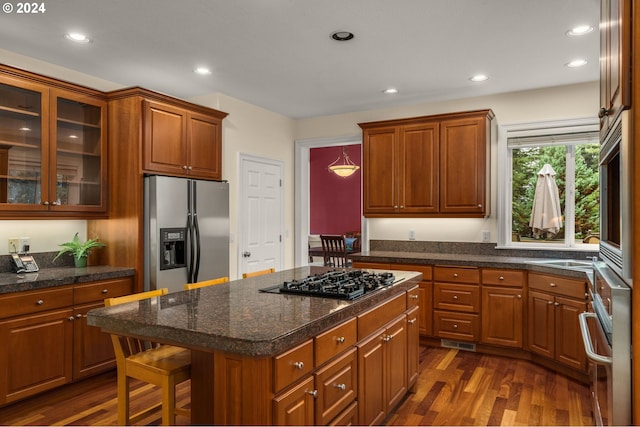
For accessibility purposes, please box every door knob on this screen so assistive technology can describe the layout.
[243,251,251,258]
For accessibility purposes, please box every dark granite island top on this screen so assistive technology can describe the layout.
[87,266,422,357]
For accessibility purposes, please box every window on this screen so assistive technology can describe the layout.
[498,119,599,249]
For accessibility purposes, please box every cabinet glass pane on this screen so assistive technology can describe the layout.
[55,98,102,206]
[0,83,43,204]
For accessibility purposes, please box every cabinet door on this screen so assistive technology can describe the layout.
[399,122,438,213]
[362,127,398,214]
[314,348,357,426]
[418,282,432,336]
[0,76,50,212]
[143,100,187,175]
[481,287,524,348]
[385,315,407,412]
[0,309,73,404]
[527,291,555,359]
[439,116,487,214]
[406,306,420,387]
[357,330,385,426]
[186,111,222,179]
[50,89,107,212]
[555,296,587,371]
[273,375,315,426]
[72,302,116,379]
[599,0,631,136]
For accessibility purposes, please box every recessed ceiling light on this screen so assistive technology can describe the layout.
[566,59,588,68]
[64,32,91,43]
[383,88,398,95]
[194,67,212,75]
[331,31,354,41]
[566,25,594,37]
[19,127,31,131]
[69,134,78,139]
[469,74,489,82]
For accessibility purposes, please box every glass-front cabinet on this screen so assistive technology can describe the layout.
[0,70,107,216]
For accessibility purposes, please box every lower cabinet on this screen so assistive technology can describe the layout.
[357,314,407,426]
[273,376,316,426]
[0,276,134,405]
[480,269,525,348]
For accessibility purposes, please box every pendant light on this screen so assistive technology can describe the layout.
[328,147,360,178]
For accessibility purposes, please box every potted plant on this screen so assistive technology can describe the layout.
[54,232,106,268]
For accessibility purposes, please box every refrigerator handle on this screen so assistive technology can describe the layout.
[187,180,196,283]
[192,180,201,282]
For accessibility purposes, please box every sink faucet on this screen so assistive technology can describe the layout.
[586,255,598,262]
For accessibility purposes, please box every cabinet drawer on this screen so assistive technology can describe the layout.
[357,292,406,339]
[433,283,480,313]
[482,269,524,287]
[73,277,133,305]
[406,286,420,309]
[328,401,357,426]
[274,339,314,393]
[0,287,74,319]
[434,266,479,284]
[315,347,357,426]
[315,318,357,367]
[433,310,480,341]
[528,273,586,299]
[390,264,432,281]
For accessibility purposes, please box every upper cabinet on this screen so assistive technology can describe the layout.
[599,0,631,138]
[359,109,493,218]
[0,66,107,218]
[143,100,224,179]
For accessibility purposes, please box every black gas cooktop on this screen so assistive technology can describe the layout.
[259,269,396,300]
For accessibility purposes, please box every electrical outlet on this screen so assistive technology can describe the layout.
[482,230,490,242]
[18,237,30,253]
[409,230,416,240]
[8,238,19,253]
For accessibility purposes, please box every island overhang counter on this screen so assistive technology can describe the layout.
[87,266,422,425]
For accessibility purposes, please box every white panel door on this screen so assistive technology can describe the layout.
[240,155,283,276]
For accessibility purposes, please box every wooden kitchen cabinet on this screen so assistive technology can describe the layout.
[143,100,223,179]
[433,266,481,342]
[273,375,315,426]
[0,65,108,217]
[390,264,432,337]
[406,305,420,387]
[359,109,493,218]
[599,0,631,138]
[0,276,133,405]
[527,272,587,372]
[481,269,525,348]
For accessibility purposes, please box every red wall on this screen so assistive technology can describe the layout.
[310,144,362,235]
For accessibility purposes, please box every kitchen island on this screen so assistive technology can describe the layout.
[87,266,422,425]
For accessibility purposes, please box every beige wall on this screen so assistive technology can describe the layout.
[294,81,599,243]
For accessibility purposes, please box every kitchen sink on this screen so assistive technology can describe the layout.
[526,259,594,272]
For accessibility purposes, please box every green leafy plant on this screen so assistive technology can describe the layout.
[53,232,106,265]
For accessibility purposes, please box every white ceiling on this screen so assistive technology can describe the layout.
[0,0,600,119]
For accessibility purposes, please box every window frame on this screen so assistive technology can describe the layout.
[497,117,600,250]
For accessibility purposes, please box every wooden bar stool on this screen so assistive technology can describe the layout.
[105,288,191,425]
[183,276,229,290]
[242,268,275,278]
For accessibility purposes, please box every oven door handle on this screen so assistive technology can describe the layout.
[578,312,612,365]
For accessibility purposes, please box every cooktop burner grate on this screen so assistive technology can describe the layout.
[260,270,396,300]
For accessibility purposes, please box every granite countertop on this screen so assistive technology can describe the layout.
[350,250,594,281]
[87,266,421,357]
[0,266,136,294]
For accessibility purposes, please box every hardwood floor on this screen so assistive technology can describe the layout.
[0,346,593,426]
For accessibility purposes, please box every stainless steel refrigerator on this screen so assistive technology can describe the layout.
[144,175,229,293]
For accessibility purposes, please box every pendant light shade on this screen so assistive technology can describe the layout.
[328,147,360,177]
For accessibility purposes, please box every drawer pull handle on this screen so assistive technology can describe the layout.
[547,301,553,305]
[499,276,504,280]
[453,273,459,278]
[36,300,44,305]
[76,314,83,318]
[453,295,458,300]
[101,289,108,294]
[410,295,419,300]
[68,316,75,321]
[517,294,522,299]
[554,302,560,306]
[306,389,318,398]
[336,336,345,344]
[408,318,416,325]
[293,361,304,370]
[453,324,458,329]
[383,334,394,342]
[334,383,346,391]
[550,283,557,287]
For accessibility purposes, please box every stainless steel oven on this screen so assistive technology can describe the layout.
[579,263,631,426]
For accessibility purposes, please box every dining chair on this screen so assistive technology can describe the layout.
[320,234,350,268]
[183,276,229,290]
[104,288,191,426]
[242,268,276,278]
